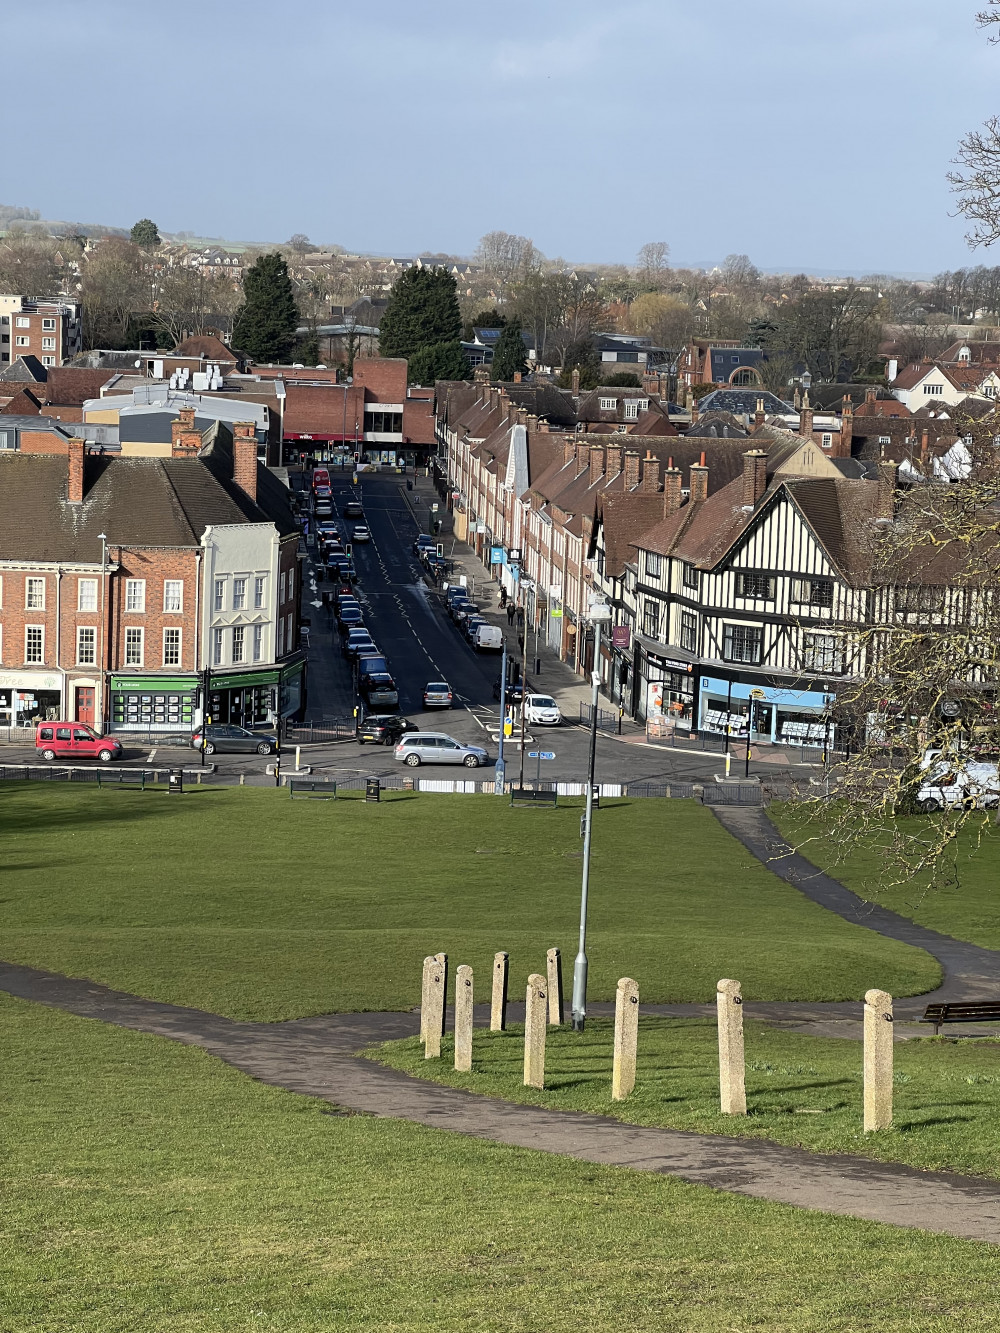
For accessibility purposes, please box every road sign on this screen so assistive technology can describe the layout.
[540,750,555,760]
[431,503,439,512]
[528,751,556,760]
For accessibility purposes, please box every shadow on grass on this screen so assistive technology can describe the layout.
[0,782,230,836]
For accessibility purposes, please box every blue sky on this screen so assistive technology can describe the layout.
[8,0,997,274]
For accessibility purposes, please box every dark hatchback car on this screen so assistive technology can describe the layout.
[357,715,416,745]
[191,724,278,755]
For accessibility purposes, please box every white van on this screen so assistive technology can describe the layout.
[472,623,504,651]
[917,761,1000,812]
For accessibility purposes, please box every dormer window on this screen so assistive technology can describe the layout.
[599,397,616,411]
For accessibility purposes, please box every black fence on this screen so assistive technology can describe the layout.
[579,703,619,733]
[0,765,192,789]
[286,719,358,744]
[701,783,763,806]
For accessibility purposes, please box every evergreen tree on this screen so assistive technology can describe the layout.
[130,218,161,249]
[379,266,462,360]
[557,336,600,391]
[232,252,299,363]
[602,370,642,387]
[407,340,469,385]
[490,316,528,382]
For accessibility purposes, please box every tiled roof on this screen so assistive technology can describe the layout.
[0,355,46,383]
[44,366,120,407]
[0,387,41,415]
[598,491,665,576]
[696,389,793,415]
[172,334,239,362]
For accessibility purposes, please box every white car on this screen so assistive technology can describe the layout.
[353,525,371,543]
[522,693,561,726]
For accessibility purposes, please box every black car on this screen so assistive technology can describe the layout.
[492,679,524,706]
[357,715,414,745]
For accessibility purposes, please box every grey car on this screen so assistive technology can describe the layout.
[191,724,277,755]
[393,732,490,768]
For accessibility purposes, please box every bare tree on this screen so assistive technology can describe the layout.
[153,267,242,345]
[636,241,670,288]
[949,4,1000,246]
[80,239,156,347]
[288,233,312,255]
[0,227,62,298]
[475,231,540,302]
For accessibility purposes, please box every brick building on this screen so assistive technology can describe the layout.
[0,422,302,734]
[0,296,82,368]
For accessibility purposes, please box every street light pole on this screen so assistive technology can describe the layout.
[571,606,609,1033]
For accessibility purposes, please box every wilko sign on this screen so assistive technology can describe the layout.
[611,626,631,649]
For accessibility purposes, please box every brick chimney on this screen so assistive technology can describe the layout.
[624,450,641,489]
[799,392,813,441]
[834,398,853,459]
[753,397,766,431]
[663,464,683,515]
[67,437,85,504]
[865,386,877,409]
[233,421,258,503]
[690,399,700,426]
[576,441,590,471]
[571,367,580,394]
[920,429,930,471]
[563,438,577,466]
[641,451,659,492]
[877,460,897,521]
[171,406,202,456]
[741,449,767,508]
[689,452,708,503]
[606,444,623,476]
[589,444,604,487]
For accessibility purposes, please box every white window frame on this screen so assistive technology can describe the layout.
[232,625,245,663]
[923,384,945,396]
[253,575,267,610]
[163,580,183,613]
[41,317,56,331]
[25,576,45,610]
[162,627,181,666]
[232,576,247,611]
[14,336,29,347]
[77,577,97,612]
[214,578,226,612]
[821,432,833,447]
[280,570,287,604]
[41,355,55,366]
[124,626,144,666]
[15,317,29,328]
[41,337,56,351]
[598,396,617,411]
[76,625,97,665]
[213,627,224,665]
[252,624,264,662]
[25,624,44,664]
[125,579,146,613]
[644,551,662,578]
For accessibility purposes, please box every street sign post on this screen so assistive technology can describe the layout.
[526,749,556,784]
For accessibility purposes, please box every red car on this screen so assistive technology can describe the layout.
[35,722,123,763]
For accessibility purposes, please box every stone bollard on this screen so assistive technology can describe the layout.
[716,979,747,1115]
[864,989,894,1132]
[454,964,474,1071]
[612,976,639,1101]
[546,947,564,1025]
[523,973,547,1089]
[424,953,447,1059]
[491,951,509,1031]
[419,955,437,1045]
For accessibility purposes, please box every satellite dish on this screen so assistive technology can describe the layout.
[134,359,142,368]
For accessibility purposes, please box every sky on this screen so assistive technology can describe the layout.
[7,0,999,275]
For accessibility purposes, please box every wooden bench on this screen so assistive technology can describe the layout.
[509,787,557,808]
[288,778,337,800]
[921,1002,1000,1035]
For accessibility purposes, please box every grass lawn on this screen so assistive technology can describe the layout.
[772,804,1000,951]
[372,1018,1000,1181]
[6,994,1000,1331]
[0,785,939,1020]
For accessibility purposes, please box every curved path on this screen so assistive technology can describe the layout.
[5,956,1000,1244]
[711,807,1000,1007]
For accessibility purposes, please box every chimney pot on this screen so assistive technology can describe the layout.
[663,465,683,515]
[589,444,604,487]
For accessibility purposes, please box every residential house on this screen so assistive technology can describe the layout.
[0,296,82,368]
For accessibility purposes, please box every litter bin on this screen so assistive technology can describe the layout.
[365,776,381,803]
[168,769,184,794]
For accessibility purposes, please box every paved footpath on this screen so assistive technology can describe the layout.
[6,806,1000,1243]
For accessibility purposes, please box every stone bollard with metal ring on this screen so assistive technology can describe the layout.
[523,973,548,1089]
[717,978,747,1115]
[491,951,509,1031]
[546,947,564,1025]
[424,953,447,1059]
[864,988,894,1132]
[454,965,474,1072]
[612,976,639,1100]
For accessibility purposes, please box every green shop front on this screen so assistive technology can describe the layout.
[205,655,306,731]
[109,674,199,734]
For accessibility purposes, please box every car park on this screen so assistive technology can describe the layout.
[35,722,123,763]
[393,733,490,768]
[423,682,453,709]
[190,724,278,756]
[352,524,371,543]
[522,693,562,725]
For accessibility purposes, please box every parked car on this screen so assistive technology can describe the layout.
[344,500,364,519]
[917,761,1000,812]
[35,722,123,763]
[471,623,504,651]
[352,524,371,543]
[345,634,377,660]
[522,693,562,726]
[338,605,364,629]
[190,724,277,756]
[463,615,488,641]
[312,467,331,491]
[423,682,453,709]
[393,733,490,768]
[414,534,436,556]
[361,674,399,709]
[316,521,341,539]
[357,715,411,745]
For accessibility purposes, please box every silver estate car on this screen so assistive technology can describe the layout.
[393,732,490,768]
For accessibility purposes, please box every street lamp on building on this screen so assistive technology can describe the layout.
[571,598,613,1033]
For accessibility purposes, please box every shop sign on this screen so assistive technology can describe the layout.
[612,626,631,649]
[550,608,563,618]
[0,671,60,690]
[490,546,505,564]
[647,681,664,715]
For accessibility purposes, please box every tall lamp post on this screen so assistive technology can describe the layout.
[571,599,612,1032]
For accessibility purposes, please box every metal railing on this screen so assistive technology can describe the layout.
[286,719,358,744]
[579,703,619,732]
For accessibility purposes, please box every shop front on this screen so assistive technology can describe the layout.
[635,641,697,728]
[109,674,199,734]
[0,670,64,730]
[205,656,306,731]
[698,674,833,746]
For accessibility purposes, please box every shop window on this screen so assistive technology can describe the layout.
[644,551,662,578]
[722,623,762,664]
[213,628,224,665]
[232,577,247,611]
[76,626,96,665]
[78,578,97,611]
[163,580,183,613]
[790,577,833,608]
[680,611,698,652]
[214,578,226,612]
[802,633,842,673]
[254,575,267,609]
[125,627,144,665]
[642,599,661,639]
[25,625,44,663]
[735,571,775,600]
[125,579,145,612]
[163,628,181,666]
[26,577,45,609]
[682,562,699,591]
